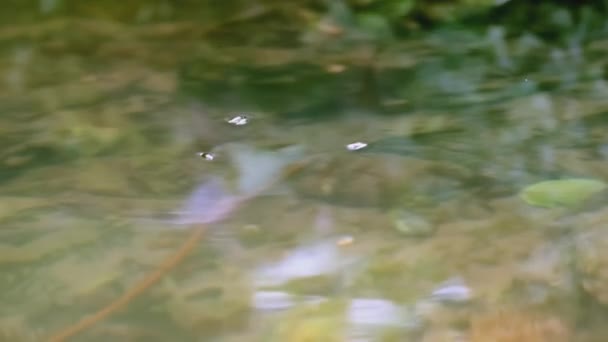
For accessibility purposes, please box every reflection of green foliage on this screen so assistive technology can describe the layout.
[349,0,416,19]
[180,61,364,118]
[412,0,496,23]
[519,178,607,208]
[3,0,605,41]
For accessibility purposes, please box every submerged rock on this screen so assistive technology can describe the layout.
[164,269,252,335]
[392,209,436,237]
[516,240,576,306]
[574,212,608,305]
[469,310,570,342]
[287,153,411,208]
[287,151,467,210]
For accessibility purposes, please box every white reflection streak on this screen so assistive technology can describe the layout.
[253,241,340,287]
[172,178,242,226]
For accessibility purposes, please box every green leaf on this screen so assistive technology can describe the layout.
[519,178,607,208]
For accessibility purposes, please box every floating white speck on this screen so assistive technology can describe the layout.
[197,152,215,161]
[346,142,367,151]
[227,115,249,126]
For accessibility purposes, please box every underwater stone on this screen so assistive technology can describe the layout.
[574,217,608,306]
[469,310,570,342]
[392,210,435,237]
[517,241,576,303]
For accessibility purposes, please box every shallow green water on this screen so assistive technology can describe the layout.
[2,4,608,342]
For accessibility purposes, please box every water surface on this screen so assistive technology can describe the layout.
[1,4,608,341]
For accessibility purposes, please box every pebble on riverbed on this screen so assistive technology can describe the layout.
[469,309,570,342]
[392,210,436,237]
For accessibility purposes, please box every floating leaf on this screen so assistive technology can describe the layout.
[519,178,607,208]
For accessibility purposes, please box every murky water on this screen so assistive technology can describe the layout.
[2,4,608,341]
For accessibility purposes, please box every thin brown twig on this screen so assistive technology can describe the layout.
[47,224,206,342]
